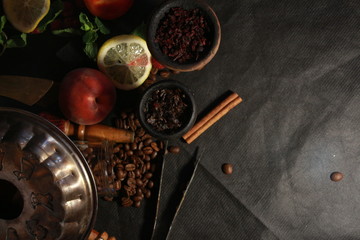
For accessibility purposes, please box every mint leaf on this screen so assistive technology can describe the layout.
[95,17,110,35]
[79,12,110,61]
[6,33,27,48]
[79,12,94,31]
[52,28,81,36]
[131,22,147,40]
[83,30,98,43]
[37,0,64,32]
[84,42,98,60]
[0,16,6,32]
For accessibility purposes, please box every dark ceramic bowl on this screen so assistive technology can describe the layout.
[147,0,221,72]
[138,80,196,140]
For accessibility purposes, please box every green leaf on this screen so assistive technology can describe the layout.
[95,17,110,35]
[84,42,98,61]
[37,0,64,32]
[6,33,27,48]
[0,32,7,45]
[52,28,82,36]
[131,22,147,40]
[79,12,94,31]
[83,30,98,43]
[0,16,6,32]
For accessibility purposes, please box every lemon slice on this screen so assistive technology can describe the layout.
[3,0,50,33]
[97,35,152,91]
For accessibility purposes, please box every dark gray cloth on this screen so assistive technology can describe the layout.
[2,0,360,239]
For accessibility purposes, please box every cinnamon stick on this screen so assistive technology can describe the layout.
[182,92,242,144]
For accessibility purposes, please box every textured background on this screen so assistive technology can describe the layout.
[2,0,360,239]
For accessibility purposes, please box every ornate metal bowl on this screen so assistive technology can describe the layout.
[0,108,97,240]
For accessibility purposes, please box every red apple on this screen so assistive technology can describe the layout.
[59,68,116,125]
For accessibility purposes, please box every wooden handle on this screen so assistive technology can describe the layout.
[75,124,134,143]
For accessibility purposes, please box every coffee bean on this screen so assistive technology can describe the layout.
[145,172,153,179]
[123,185,136,196]
[150,151,158,159]
[136,178,143,186]
[125,164,136,171]
[127,178,137,188]
[151,142,160,152]
[159,141,164,150]
[118,149,125,158]
[146,162,151,171]
[135,169,141,178]
[136,128,145,137]
[135,119,141,127]
[129,112,135,119]
[124,144,130,151]
[144,155,151,161]
[114,180,121,190]
[140,165,146,174]
[222,163,233,175]
[131,142,138,150]
[147,180,154,189]
[116,119,124,128]
[116,169,126,180]
[121,197,133,207]
[112,146,120,153]
[129,120,137,132]
[133,195,143,202]
[145,190,151,198]
[136,188,142,195]
[138,141,144,150]
[126,150,134,156]
[135,149,144,157]
[168,146,180,153]
[123,120,129,129]
[142,179,149,188]
[128,171,136,179]
[143,146,153,155]
[134,200,141,208]
[103,196,114,202]
[330,172,343,182]
[121,112,128,119]
[144,138,152,146]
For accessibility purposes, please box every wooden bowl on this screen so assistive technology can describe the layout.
[137,80,197,140]
[147,0,221,72]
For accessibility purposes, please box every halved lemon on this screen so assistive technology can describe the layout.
[3,0,50,33]
[97,35,152,91]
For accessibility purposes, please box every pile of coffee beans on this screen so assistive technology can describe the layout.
[80,110,181,208]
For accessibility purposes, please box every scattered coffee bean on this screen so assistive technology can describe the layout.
[222,163,233,175]
[147,180,154,189]
[330,171,343,182]
[168,146,180,154]
[145,190,151,199]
